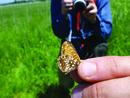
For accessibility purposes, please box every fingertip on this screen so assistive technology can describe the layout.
[78,61,97,81]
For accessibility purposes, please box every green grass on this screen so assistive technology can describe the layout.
[0,0,130,98]
[108,0,130,55]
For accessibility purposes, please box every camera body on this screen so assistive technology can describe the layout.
[73,0,87,12]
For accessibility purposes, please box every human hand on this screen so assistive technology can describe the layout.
[82,0,97,24]
[61,0,73,18]
[70,56,130,98]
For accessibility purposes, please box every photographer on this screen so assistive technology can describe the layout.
[51,0,112,95]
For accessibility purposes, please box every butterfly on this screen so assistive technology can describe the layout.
[58,41,81,74]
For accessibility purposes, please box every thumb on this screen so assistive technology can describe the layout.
[77,56,130,82]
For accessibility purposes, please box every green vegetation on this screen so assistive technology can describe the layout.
[108,0,130,56]
[0,0,129,98]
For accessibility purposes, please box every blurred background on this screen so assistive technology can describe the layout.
[0,0,130,97]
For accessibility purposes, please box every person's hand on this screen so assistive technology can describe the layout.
[82,0,97,24]
[70,56,130,98]
[61,0,73,18]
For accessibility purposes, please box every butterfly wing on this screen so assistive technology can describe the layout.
[58,41,81,73]
[61,41,80,62]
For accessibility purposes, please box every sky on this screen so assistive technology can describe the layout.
[0,0,15,4]
[0,0,31,4]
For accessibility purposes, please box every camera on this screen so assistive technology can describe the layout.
[73,0,87,12]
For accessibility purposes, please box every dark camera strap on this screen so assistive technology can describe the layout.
[76,0,97,58]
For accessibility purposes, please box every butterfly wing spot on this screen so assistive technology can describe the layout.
[70,61,73,64]
[58,41,81,74]
[74,59,77,63]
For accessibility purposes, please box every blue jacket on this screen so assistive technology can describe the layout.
[51,0,112,42]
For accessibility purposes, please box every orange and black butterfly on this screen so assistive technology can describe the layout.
[58,41,81,74]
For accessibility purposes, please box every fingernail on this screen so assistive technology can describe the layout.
[81,62,96,78]
[71,87,82,98]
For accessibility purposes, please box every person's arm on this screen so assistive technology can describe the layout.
[94,0,112,39]
[51,0,72,39]
[82,0,112,40]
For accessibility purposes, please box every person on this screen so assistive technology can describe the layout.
[51,0,112,94]
[70,56,130,98]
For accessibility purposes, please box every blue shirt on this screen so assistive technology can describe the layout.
[51,0,112,41]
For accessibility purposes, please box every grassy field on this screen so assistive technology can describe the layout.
[0,0,130,98]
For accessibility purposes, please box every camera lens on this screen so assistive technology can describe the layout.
[73,0,86,12]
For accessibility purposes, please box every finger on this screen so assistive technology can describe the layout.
[77,56,130,82]
[87,3,95,10]
[85,0,94,3]
[70,60,87,84]
[62,3,73,8]
[82,11,96,18]
[62,0,73,4]
[62,3,73,15]
[87,5,97,14]
[71,77,130,98]
[62,2,73,6]
[82,4,97,16]
[70,70,85,83]
[86,4,97,13]
[88,9,97,14]
[63,7,73,11]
